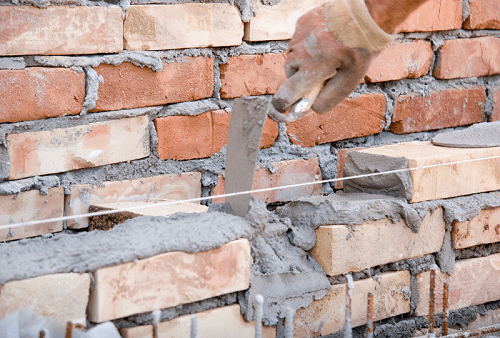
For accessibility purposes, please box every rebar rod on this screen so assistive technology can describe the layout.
[65,322,73,338]
[255,294,264,338]
[442,282,450,336]
[190,315,198,338]
[441,323,500,337]
[344,274,354,338]
[428,269,436,338]
[284,306,294,338]
[366,292,374,338]
[152,309,161,338]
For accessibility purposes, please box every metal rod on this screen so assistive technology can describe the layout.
[152,309,161,338]
[344,274,353,338]
[65,322,73,338]
[255,294,264,338]
[284,306,294,338]
[366,292,374,338]
[428,269,436,338]
[39,329,47,338]
[441,323,500,337]
[190,315,198,338]
[442,282,450,336]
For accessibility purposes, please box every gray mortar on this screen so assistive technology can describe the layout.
[461,0,471,24]
[436,228,455,275]
[432,121,500,147]
[0,57,25,70]
[455,242,500,260]
[0,176,59,196]
[80,67,104,116]
[157,98,226,117]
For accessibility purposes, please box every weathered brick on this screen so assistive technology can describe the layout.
[415,253,500,316]
[350,141,500,203]
[155,111,278,160]
[65,172,201,229]
[452,203,500,249]
[0,188,64,242]
[335,148,363,189]
[390,87,485,134]
[244,0,329,41]
[220,53,287,99]
[286,94,386,147]
[124,4,243,50]
[7,116,150,180]
[0,6,122,56]
[294,271,410,337]
[92,58,213,112]
[365,41,433,83]
[210,158,323,204]
[491,88,500,122]
[311,208,445,276]
[463,307,500,336]
[464,0,500,30]
[396,0,462,32]
[88,239,251,322]
[0,273,90,325]
[120,304,276,338]
[0,68,85,123]
[433,37,500,79]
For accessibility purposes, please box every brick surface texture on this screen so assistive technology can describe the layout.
[396,0,462,32]
[433,37,500,79]
[416,253,500,315]
[0,273,90,325]
[0,6,122,56]
[88,239,251,322]
[0,68,85,123]
[390,86,485,134]
[365,41,433,83]
[286,94,386,147]
[7,116,150,180]
[312,208,445,276]
[492,87,500,122]
[452,202,500,249]
[294,271,410,337]
[0,188,64,242]
[124,4,243,50]
[220,53,287,98]
[464,0,500,30]
[155,111,278,160]
[65,172,201,229]
[92,58,213,112]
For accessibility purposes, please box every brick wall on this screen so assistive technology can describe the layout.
[2,0,500,337]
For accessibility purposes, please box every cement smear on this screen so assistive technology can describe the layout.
[0,176,60,196]
[80,66,104,116]
[432,121,500,148]
[0,57,25,70]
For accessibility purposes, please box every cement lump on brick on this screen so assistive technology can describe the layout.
[0,176,60,196]
[80,66,104,116]
[432,121,500,148]
[0,57,25,70]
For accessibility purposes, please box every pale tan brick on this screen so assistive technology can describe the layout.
[415,253,500,316]
[0,6,122,56]
[311,208,445,276]
[294,271,410,337]
[65,172,201,229]
[124,4,243,50]
[120,304,276,338]
[352,141,500,203]
[452,204,500,249]
[0,273,90,325]
[0,188,64,242]
[88,239,251,322]
[7,116,150,180]
[244,0,329,41]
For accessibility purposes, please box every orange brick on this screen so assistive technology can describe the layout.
[0,6,122,56]
[452,203,500,249]
[490,88,500,122]
[210,157,323,204]
[155,111,278,160]
[0,68,85,123]
[365,41,433,83]
[286,94,386,147]
[390,87,485,134]
[335,148,363,189]
[433,37,500,79]
[88,239,251,322]
[92,58,213,112]
[220,53,287,99]
[464,0,500,30]
[396,0,462,32]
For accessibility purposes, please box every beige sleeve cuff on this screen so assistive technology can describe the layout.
[324,0,395,53]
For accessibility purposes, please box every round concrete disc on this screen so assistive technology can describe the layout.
[431,121,500,148]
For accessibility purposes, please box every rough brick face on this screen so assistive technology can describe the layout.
[88,239,251,322]
[220,53,287,99]
[452,203,500,249]
[0,6,122,56]
[396,0,462,32]
[491,88,500,122]
[365,41,433,83]
[464,0,500,30]
[286,94,386,147]
[0,68,85,123]
[93,58,213,112]
[124,4,243,50]
[433,37,500,79]
[390,87,485,134]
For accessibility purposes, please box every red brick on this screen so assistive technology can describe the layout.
[390,87,485,134]
[210,158,323,204]
[464,0,500,30]
[0,68,85,123]
[433,37,500,79]
[286,94,386,147]
[490,87,500,122]
[335,148,363,189]
[155,111,278,160]
[92,58,213,112]
[365,41,433,83]
[396,0,462,32]
[220,53,287,99]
